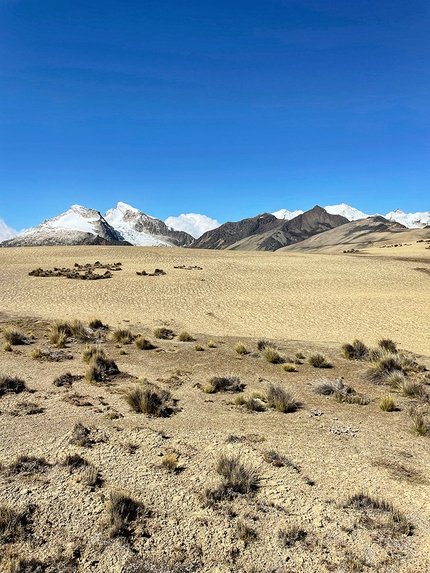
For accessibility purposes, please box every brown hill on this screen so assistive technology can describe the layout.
[277,215,430,253]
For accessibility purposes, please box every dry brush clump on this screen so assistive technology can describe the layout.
[153,327,174,340]
[111,328,134,345]
[365,352,404,384]
[267,384,299,413]
[344,492,412,536]
[85,353,119,383]
[178,331,195,342]
[135,336,155,350]
[49,319,92,347]
[235,392,267,412]
[308,353,332,368]
[0,376,28,396]
[215,453,259,494]
[2,326,29,346]
[0,504,29,543]
[204,375,244,393]
[262,346,284,364]
[379,395,397,412]
[123,383,174,417]
[69,423,93,448]
[7,455,50,475]
[278,524,307,547]
[105,489,145,538]
[342,339,368,360]
[235,342,248,355]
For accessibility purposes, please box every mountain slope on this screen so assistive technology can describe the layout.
[188,212,280,250]
[277,216,421,253]
[0,205,128,247]
[385,209,430,228]
[324,203,370,221]
[104,202,193,247]
[227,206,348,251]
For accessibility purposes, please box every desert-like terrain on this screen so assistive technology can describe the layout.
[0,245,430,573]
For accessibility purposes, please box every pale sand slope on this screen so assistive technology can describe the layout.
[0,245,429,355]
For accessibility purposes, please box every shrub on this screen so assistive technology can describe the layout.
[262,347,283,364]
[344,492,411,536]
[3,342,12,352]
[204,376,243,393]
[0,376,27,396]
[278,524,307,547]
[410,411,428,436]
[82,344,106,363]
[153,327,174,340]
[207,340,216,348]
[283,363,298,372]
[70,423,92,447]
[334,393,370,405]
[378,339,397,353]
[308,353,332,368]
[82,465,100,487]
[85,354,119,383]
[215,453,259,494]
[399,380,428,400]
[235,342,248,355]
[380,395,396,412]
[3,327,28,346]
[112,328,134,344]
[257,339,274,351]
[64,453,89,468]
[106,490,144,538]
[88,317,106,329]
[236,518,257,542]
[384,371,407,389]
[123,383,173,417]
[135,336,154,350]
[0,504,28,542]
[160,453,178,472]
[267,384,298,413]
[342,339,368,360]
[178,331,194,342]
[49,319,91,346]
[244,397,267,412]
[365,353,404,384]
[8,455,49,474]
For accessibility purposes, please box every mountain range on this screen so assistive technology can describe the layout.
[1,202,429,251]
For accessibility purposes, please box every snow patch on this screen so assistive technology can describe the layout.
[272,209,304,220]
[324,204,370,221]
[385,209,430,229]
[165,213,220,238]
[0,218,18,241]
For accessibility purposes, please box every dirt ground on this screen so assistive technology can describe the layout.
[0,245,429,572]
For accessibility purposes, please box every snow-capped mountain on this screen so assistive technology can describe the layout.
[1,205,123,247]
[272,208,304,220]
[165,213,220,239]
[104,202,193,247]
[385,209,430,229]
[324,203,370,221]
[0,218,18,242]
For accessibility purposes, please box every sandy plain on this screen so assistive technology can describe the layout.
[0,244,430,573]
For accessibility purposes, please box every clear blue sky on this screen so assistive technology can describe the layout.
[1,0,429,229]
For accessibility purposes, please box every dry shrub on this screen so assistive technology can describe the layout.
[262,347,283,364]
[178,331,194,342]
[235,395,267,412]
[235,342,248,355]
[111,328,134,344]
[262,450,291,468]
[0,504,28,542]
[3,327,28,346]
[82,344,106,363]
[334,392,370,405]
[0,376,27,396]
[257,339,275,351]
[204,376,243,393]
[85,354,119,383]
[3,342,12,352]
[380,395,396,412]
[342,339,368,360]
[8,455,49,475]
[50,319,91,347]
[308,353,332,368]
[82,465,100,487]
[88,317,106,329]
[106,489,144,538]
[267,384,298,413]
[216,453,259,494]
[135,336,154,350]
[64,453,89,468]
[160,453,178,472]
[409,408,429,436]
[123,383,173,417]
[278,524,307,547]
[384,370,407,389]
[69,423,92,447]
[365,353,404,384]
[153,327,174,340]
[236,518,257,542]
[283,363,298,372]
[378,338,397,353]
[399,379,428,401]
[344,492,411,536]
[207,340,216,348]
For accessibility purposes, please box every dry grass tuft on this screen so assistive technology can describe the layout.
[0,376,28,396]
[236,518,257,542]
[308,353,332,368]
[69,423,92,448]
[366,352,404,384]
[282,363,298,372]
[207,340,216,348]
[0,504,28,542]
[82,344,106,363]
[378,338,397,353]
[178,331,195,342]
[195,344,204,351]
[267,384,299,413]
[111,328,134,344]
[153,327,174,340]
[278,524,307,547]
[262,347,283,364]
[215,453,259,494]
[344,492,412,536]
[8,455,49,475]
[106,489,144,538]
[380,395,397,412]
[84,354,119,383]
[135,336,154,350]
[3,327,28,346]
[160,453,178,472]
[342,339,368,360]
[204,375,243,393]
[123,383,173,417]
[235,342,248,355]
[399,379,428,401]
[88,317,106,329]
[64,453,89,468]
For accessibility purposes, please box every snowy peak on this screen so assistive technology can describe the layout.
[272,208,304,220]
[104,202,193,247]
[324,203,370,221]
[385,209,430,229]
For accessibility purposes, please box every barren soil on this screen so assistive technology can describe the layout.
[0,246,429,573]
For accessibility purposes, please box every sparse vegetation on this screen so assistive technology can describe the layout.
[0,504,28,542]
[123,383,173,417]
[308,353,332,368]
[344,492,411,536]
[84,354,119,383]
[195,343,204,351]
[378,338,397,353]
[178,331,194,342]
[69,423,92,447]
[105,489,144,538]
[262,346,283,364]
[135,336,154,350]
[282,363,298,372]
[88,317,106,329]
[160,453,178,472]
[379,394,396,412]
[235,342,248,355]
[204,375,243,393]
[207,340,216,348]
[215,453,259,494]
[81,465,100,487]
[153,327,174,340]
[236,518,257,542]
[366,352,404,384]
[267,384,298,413]
[3,342,12,352]
[257,339,275,351]
[410,410,428,436]
[333,392,370,405]
[64,453,89,468]
[82,344,106,363]
[399,379,428,400]
[7,455,49,474]
[278,524,307,547]
[111,328,134,344]
[3,327,28,346]
[342,339,368,360]
[0,376,27,396]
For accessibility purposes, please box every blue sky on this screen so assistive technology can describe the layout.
[1,0,429,229]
